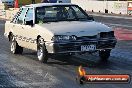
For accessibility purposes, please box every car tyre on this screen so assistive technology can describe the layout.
[99,49,111,61]
[37,38,48,63]
[10,35,23,54]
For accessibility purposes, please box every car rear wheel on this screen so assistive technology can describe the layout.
[37,38,48,63]
[99,49,111,61]
[62,53,73,57]
[10,35,23,54]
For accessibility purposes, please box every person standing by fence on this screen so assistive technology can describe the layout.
[41,0,49,3]
[32,0,35,4]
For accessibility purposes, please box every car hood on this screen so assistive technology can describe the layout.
[39,21,112,36]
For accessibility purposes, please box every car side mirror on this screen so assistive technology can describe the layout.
[25,20,34,26]
[88,16,94,21]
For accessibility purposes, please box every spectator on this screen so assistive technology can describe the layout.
[41,0,49,3]
[32,0,35,4]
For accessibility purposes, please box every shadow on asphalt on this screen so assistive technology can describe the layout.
[22,51,112,69]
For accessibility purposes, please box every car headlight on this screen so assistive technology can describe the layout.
[51,35,77,41]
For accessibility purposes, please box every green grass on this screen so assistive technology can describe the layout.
[18,0,41,6]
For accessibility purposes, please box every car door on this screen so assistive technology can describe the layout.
[12,7,28,48]
[21,7,38,50]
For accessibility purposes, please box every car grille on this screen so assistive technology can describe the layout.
[77,35,97,40]
[76,31,114,41]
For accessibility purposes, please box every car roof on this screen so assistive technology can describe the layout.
[24,3,76,8]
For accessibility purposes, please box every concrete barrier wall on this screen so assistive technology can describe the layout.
[108,1,127,14]
[71,0,129,15]
[0,4,7,19]
[0,1,131,21]
[0,3,19,20]
[5,8,19,20]
[71,0,107,12]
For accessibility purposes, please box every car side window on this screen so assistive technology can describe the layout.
[25,8,33,22]
[11,9,22,23]
[16,8,27,24]
[11,13,18,23]
[72,6,88,19]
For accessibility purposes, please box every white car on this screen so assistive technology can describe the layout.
[4,3,117,63]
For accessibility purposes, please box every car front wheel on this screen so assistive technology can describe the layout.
[99,49,111,61]
[37,38,48,63]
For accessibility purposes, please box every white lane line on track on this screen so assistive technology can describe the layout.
[90,13,132,20]
[44,72,48,78]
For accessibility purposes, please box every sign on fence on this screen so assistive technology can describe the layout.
[127,2,132,15]
[114,2,127,14]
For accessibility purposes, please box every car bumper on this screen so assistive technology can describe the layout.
[45,38,117,54]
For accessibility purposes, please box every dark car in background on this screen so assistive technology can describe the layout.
[1,0,14,7]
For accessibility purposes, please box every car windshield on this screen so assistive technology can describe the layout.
[36,5,89,23]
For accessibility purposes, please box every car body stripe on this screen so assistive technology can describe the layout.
[14,35,36,44]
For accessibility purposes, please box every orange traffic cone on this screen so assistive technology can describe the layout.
[14,0,19,8]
